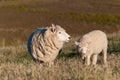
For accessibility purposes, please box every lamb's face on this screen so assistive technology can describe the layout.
[56,30,71,42]
[75,41,88,55]
[78,44,88,54]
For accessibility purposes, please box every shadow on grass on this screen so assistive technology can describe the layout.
[13,53,34,64]
[57,51,79,59]
[9,52,79,64]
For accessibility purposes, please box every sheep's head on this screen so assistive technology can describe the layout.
[48,24,71,42]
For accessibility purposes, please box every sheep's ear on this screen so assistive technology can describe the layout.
[50,26,56,33]
[52,24,55,27]
[75,41,79,45]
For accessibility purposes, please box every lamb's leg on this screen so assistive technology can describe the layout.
[92,54,98,65]
[86,55,91,65]
[103,49,107,64]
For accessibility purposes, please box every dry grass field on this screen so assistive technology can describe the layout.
[0,0,120,80]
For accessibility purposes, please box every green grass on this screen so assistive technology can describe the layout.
[108,38,120,53]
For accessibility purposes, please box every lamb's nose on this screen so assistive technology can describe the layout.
[69,37,71,40]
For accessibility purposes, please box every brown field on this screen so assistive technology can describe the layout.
[0,0,120,80]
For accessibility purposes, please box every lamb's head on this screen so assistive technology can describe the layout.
[75,41,88,54]
[75,37,91,58]
[48,24,71,42]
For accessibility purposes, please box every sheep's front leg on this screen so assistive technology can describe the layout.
[48,61,54,67]
[92,54,98,65]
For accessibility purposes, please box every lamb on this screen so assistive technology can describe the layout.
[27,24,71,66]
[75,30,108,65]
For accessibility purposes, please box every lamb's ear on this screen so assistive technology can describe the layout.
[75,41,79,45]
[87,39,91,44]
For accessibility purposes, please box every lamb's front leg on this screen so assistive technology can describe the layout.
[83,51,92,65]
[92,54,98,65]
[86,55,91,65]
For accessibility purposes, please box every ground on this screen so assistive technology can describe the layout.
[0,0,120,80]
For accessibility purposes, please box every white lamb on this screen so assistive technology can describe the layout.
[27,24,71,66]
[75,30,108,65]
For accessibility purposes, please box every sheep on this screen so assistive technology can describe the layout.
[75,30,108,65]
[27,24,71,66]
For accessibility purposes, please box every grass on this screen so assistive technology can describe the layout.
[0,47,120,80]
[0,0,120,80]
[108,38,120,53]
[0,34,119,80]
[107,31,120,53]
[4,4,120,25]
[56,12,120,25]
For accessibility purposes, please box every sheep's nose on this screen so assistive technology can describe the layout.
[68,37,71,40]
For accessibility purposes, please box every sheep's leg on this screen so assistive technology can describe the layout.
[103,49,107,64]
[92,54,98,65]
[48,61,54,67]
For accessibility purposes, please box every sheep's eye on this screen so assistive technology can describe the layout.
[59,32,61,34]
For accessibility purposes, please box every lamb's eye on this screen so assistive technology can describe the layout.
[59,32,61,34]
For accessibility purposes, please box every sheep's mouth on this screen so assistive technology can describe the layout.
[65,37,71,42]
[65,39,71,42]
[65,40,70,42]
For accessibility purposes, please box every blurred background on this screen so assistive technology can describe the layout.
[0,0,120,46]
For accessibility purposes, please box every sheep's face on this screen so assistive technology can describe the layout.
[75,41,88,55]
[50,24,71,42]
[56,30,71,42]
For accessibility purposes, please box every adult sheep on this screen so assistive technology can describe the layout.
[27,24,71,66]
[75,30,108,65]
